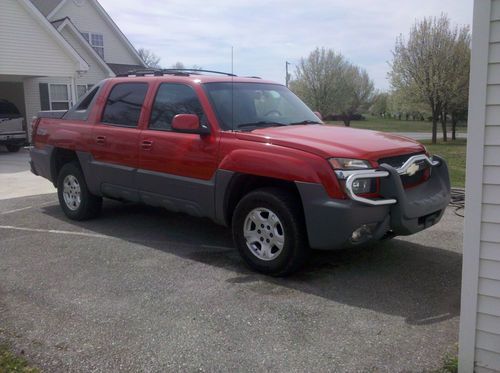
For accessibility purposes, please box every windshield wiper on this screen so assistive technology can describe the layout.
[237,121,288,129]
[288,120,322,125]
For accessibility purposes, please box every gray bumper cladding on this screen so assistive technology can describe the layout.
[296,155,451,250]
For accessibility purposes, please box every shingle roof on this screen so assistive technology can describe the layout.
[50,17,68,29]
[29,0,64,17]
[107,63,147,75]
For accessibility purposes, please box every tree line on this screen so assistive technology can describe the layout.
[289,14,470,144]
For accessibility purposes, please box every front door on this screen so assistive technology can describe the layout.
[138,83,218,217]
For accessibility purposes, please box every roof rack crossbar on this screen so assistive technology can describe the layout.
[160,69,237,76]
[117,68,237,77]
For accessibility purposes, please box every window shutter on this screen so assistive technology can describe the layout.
[39,83,50,110]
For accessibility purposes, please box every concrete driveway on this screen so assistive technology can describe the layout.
[0,147,463,372]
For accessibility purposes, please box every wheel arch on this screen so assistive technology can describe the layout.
[219,172,303,227]
[50,147,80,186]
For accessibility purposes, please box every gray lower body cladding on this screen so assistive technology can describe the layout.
[297,156,451,250]
[31,146,451,251]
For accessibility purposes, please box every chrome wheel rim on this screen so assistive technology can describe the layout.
[62,175,81,211]
[243,208,285,261]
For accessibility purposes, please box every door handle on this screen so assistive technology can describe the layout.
[95,135,106,145]
[141,140,153,150]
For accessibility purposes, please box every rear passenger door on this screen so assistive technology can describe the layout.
[90,82,148,200]
[137,83,218,217]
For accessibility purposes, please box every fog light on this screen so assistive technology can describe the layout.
[351,225,372,242]
[352,178,372,194]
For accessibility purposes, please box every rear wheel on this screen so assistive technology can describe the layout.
[57,162,102,220]
[6,145,20,152]
[232,187,309,276]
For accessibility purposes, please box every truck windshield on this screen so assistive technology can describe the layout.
[203,82,322,131]
[0,100,21,118]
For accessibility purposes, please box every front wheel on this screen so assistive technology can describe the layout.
[57,162,102,220]
[232,187,309,276]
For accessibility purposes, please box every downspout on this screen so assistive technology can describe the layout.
[71,74,78,106]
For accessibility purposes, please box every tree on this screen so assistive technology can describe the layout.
[170,62,202,70]
[447,27,471,140]
[138,48,161,68]
[370,92,389,117]
[171,62,185,69]
[389,15,470,143]
[290,47,374,126]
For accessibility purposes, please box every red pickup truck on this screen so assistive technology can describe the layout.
[30,69,451,276]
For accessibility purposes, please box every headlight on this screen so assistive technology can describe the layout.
[328,158,371,170]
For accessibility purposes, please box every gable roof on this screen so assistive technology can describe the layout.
[31,0,145,67]
[87,0,145,67]
[54,17,115,77]
[29,0,64,17]
[19,0,89,72]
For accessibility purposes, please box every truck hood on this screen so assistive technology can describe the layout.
[235,125,425,161]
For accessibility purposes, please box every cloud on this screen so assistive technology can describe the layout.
[100,0,473,90]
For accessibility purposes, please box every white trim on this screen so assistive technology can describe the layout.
[48,83,72,110]
[47,0,67,19]
[56,18,115,77]
[458,1,492,372]
[17,0,89,72]
[89,0,145,66]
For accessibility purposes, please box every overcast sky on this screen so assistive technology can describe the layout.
[100,0,473,90]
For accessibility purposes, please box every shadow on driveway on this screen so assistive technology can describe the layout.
[41,200,461,326]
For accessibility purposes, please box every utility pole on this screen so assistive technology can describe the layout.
[285,61,291,87]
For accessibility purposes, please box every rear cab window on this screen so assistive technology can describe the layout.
[101,82,148,127]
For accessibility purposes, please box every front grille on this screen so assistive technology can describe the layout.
[378,152,428,188]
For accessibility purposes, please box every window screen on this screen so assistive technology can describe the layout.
[49,84,71,110]
[149,84,205,131]
[101,83,148,127]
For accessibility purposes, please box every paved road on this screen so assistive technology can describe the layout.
[390,132,467,140]
[0,146,463,372]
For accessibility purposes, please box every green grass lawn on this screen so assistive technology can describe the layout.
[0,344,40,373]
[326,115,467,133]
[420,139,467,188]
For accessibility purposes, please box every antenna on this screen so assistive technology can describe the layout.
[231,46,234,132]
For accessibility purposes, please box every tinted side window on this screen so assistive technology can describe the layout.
[102,83,148,127]
[149,84,205,131]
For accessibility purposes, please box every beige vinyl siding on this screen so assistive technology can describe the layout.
[50,0,141,65]
[23,76,73,124]
[0,0,77,77]
[59,27,110,86]
[473,1,500,370]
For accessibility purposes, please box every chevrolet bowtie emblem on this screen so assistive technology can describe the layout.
[406,162,420,176]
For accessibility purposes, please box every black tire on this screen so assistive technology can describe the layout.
[6,145,20,152]
[57,162,102,220]
[232,187,309,276]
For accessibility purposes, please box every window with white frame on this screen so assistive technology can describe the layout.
[49,84,72,110]
[77,84,88,99]
[81,32,104,58]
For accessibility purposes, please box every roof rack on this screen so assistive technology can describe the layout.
[117,68,237,77]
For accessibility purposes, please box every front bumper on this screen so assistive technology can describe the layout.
[296,155,451,250]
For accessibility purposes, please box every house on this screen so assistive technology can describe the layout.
[458,0,500,372]
[0,0,145,135]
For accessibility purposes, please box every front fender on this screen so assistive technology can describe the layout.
[218,148,324,184]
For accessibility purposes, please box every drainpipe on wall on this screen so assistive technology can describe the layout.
[71,75,78,106]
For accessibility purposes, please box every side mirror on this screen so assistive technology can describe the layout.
[313,111,323,120]
[171,114,210,135]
